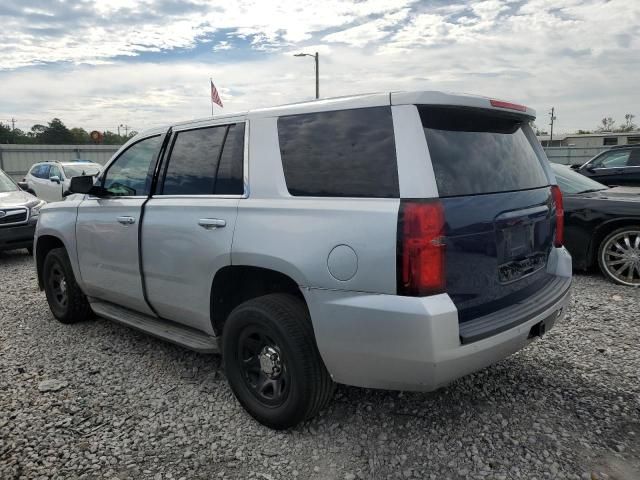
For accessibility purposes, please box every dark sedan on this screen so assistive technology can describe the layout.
[552,163,640,286]
[572,145,640,187]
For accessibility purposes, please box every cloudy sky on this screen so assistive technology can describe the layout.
[0,0,638,135]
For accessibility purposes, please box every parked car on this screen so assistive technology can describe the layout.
[552,163,640,286]
[25,160,101,202]
[35,91,572,429]
[0,168,46,254]
[571,145,640,187]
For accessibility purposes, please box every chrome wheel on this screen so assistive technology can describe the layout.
[48,263,68,308]
[600,230,640,286]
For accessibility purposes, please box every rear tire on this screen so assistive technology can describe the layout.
[597,226,640,286]
[43,248,92,323]
[222,293,335,429]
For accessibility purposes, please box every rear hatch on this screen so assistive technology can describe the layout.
[418,105,557,324]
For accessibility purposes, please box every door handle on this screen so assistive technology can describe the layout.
[117,216,136,225]
[198,218,226,229]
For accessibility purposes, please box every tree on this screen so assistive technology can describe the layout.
[620,114,637,132]
[38,118,74,144]
[0,123,12,143]
[598,117,615,132]
[576,129,592,134]
[69,127,90,144]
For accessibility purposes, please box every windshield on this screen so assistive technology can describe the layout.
[63,164,101,178]
[0,169,19,193]
[551,164,608,194]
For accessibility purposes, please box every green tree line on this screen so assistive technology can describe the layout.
[0,118,137,145]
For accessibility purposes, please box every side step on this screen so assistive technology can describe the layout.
[90,301,219,353]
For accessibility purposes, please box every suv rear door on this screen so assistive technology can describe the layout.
[416,104,559,331]
[76,135,163,315]
[140,119,245,332]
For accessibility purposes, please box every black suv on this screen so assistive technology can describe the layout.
[573,145,640,187]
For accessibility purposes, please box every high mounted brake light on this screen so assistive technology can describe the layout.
[397,200,446,296]
[551,185,564,247]
[490,99,528,112]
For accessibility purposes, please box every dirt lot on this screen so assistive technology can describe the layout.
[1,249,639,480]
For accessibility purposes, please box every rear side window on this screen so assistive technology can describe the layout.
[419,106,549,197]
[278,107,399,198]
[161,123,245,195]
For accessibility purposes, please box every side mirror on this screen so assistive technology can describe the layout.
[69,175,96,194]
[49,175,61,184]
[585,166,596,174]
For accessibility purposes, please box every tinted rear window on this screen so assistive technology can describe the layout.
[278,107,399,198]
[420,106,549,197]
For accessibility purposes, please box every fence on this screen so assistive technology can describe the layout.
[0,143,613,181]
[0,144,120,180]
[542,146,608,166]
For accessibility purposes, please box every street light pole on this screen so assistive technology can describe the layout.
[294,52,319,99]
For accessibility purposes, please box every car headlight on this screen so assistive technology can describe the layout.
[30,200,46,217]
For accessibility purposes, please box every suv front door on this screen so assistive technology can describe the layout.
[76,135,164,315]
[141,120,246,332]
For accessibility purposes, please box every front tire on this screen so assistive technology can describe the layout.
[222,294,335,429]
[43,248,92,323]
[598,226,640,286]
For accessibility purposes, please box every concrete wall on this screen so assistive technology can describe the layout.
[543,146,608,166]
[0,144,120,180]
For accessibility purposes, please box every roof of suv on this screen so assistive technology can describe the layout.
[134,90,536,139]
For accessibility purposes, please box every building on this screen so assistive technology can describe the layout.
[538,131,640,148]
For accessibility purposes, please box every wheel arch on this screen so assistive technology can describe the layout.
[210,265,306,337]
[35,235,67,290]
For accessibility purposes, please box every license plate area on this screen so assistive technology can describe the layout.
[495,205,549,284]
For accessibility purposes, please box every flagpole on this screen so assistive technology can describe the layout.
[210,77,214,116]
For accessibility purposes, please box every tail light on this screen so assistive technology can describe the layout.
[551,185,564,247]
[397,200,446,296]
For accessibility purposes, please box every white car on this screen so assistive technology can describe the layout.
[25,161,101,202]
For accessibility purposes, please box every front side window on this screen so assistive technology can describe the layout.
[160,122,245,196]
[49,165,61,179]
[103,136,161,196]
[278,107,399,198]
[591,150,630,169]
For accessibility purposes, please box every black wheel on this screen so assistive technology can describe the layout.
[43,248,92,323]
[598,226,640,286]
[222,294,335,429]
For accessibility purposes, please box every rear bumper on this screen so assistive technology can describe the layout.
[0,219,36,251]
[305,246,572,391]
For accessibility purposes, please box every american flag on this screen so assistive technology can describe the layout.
[210,79,223,108]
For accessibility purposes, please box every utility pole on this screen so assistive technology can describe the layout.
[10,118,16,131]
[549,107,556,144]
[117,125,121,136]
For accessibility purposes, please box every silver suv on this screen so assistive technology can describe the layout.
[35,91,572,429]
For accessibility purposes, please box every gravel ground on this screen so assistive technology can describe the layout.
[1,248,639,480]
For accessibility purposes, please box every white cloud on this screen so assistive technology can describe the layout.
[0,0,638,134]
